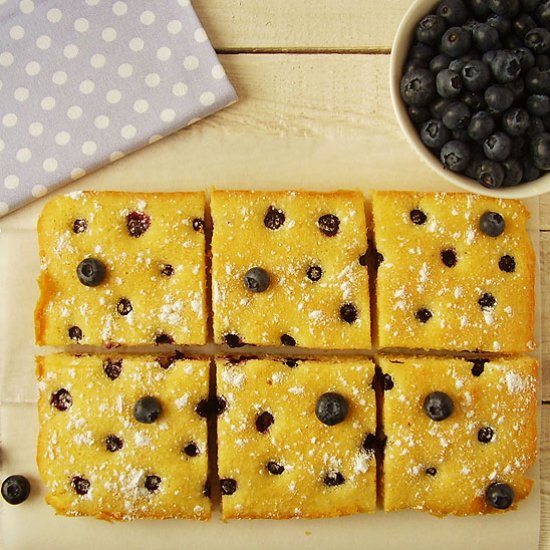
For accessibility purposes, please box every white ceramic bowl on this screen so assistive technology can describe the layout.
[389,0,550,198]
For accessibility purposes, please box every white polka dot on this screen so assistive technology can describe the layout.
[47,8,62,23]
[43,158,58,172]
[0,139,5,152]
[74,18,89,33]
[4,175,19,189]
[109,151,125,162]
[200,92,215,106]
[55,131,71,146]
[0,52,14,67]
[25,61,40,76]
[28,122,43,136]
[14,87,29,102]
[32,184,48,198]
[2,113,17,127]
[94,115,110,129]
[81,140,97,156]
[160,108,176,123]
[16,148,31,163]
[121,124,137,139]
[85,0,100,5]
[10,25,25,40]
[149,134,163,144]
[140,10,155,25]
[90,53,106,68]
[106,89,121,104]
[157,46,172,61]
[102,27,117,42]
[71,168,86,179]
[67,105,83,120]
[52,70,67,85]
[19,0,34,14]
[183,55,199,70]
[172,82,188,97]
[145,73,160,87]
[0,202,9,216]
[36,35,51,50]
[41,96,56,111]
[129,37,144,52]
[63,44,79,59]
[167,20,182,34]
[133,99,149,114]
[112,1,127,15]
[117,63,133,78]
[177,0,190,6]
[79,80,95,94]
[194,28,207,43]
[212,64,226,79]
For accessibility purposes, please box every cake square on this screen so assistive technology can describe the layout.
[36,354,211,520]
[372,191,535,353]
[211,190,371,349]
[216,356,377,519]
[35,191,207,346]
[379,354,537,516]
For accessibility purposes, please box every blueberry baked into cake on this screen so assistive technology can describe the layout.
[35,191,207,346]
[373,191,535,353]
[380,354,537,515]
[216,356,377,519]
[210,190,371,350]
[36,354,211,520]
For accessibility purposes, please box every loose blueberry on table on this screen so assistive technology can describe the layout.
[1,475,31,505]
[401,0,550,187]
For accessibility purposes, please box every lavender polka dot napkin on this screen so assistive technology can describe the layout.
[0,0,237,217]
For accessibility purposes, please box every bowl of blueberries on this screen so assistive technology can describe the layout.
[390,0,550,196]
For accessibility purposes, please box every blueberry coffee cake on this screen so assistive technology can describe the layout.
[372,191,535,353]
[216,356,377,519]
[36,354,211,520]
[379,354,537,516]
[35,191,207,346]
[211,190,371,349]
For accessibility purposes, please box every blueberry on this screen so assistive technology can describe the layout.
[513,14,536,37]
[536,1,550,26]
[502,158,524,185]
[461,91,486,110]
[76,258,106,287]
[50,388,72,411]
[482,50,499,66]
[215,396,228,416]
[465,146,486,178]
[126,211,151,237]
[486,14,513,35]
[315,392,348,426]
[437,0,469,26]
[461,60,491,91]
[537,53,550,70]
[323,472,345,487]
[502,108,531,136]
[485,85,515,112]
[405,58,429,74]
[520,0,540,11]
[473,23,500,51]
[415,308,433,323]
[513,47,536,71]
[485,482,514,509]
[503,33,523,49]
[409,43,436,63]
[506,77,525,100]
[449,58,467,73]
[284,358,299,368]
[317,214,340,236]
[528,115,546,137]
[523,158,542,180]
[531,132,550,168]
[470,0,491,18]
[280,334,296,346]
[525,66,550,93]
[441,248,458,267]
[105,434,123,452]
[410,209,427,225]
[220,478,237,495]
[71,476,90,496]
[430,53,452,74]
[421,119,451,148]
[383,373,394,390]
[480,211,505,236]
[511,135,528,158]
[1,475,31,505]
[155,333,174,345]
[103,359,122,380]
[471,358,487,376]
[256,411,274,433]
[525,27,550,53]
[478,292,497,309]
[116,298,132,316]
[362,433,377,454]
[487,0,519,16]
[266,461,285,475]
[436,69,463,98]
[68,326,82,341]
[244,267,271,293]
[441,27,472,58]
[144,475,161,493]
[478,426,495,443]
[468,111,496,141]
[490,51,521,83]
[440,140,471,172]
[425,467,438,476]
[423,391,454,421]
[442,102,471,129]
[264,206,285,230]
[499,254,516,271]
[192,218,204,232]
[477,160,505,187]
[160,263,174,277]
[195,399,209,418]
[416,14,447,46]
[431,97,452,119]
[183,442,200,457]
[408,105,432,125]
[484,132,512,161]
[72,218,88,233]
[223,333,245,348]
[133,396,162,423]
[340,303,358,324]
[307,265,323,282]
